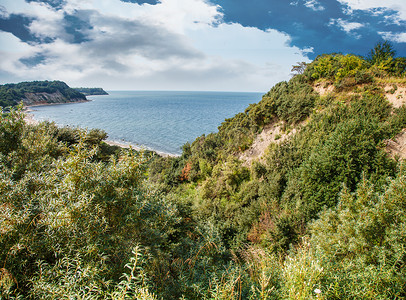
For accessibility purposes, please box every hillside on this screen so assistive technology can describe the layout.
[0,80,87,107]
[147,43,406,297]
[1,42,406,299]
[73,87,109,96]
[238,78,406,165]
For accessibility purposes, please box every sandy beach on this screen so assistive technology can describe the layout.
[23,107,40,125]
[105,140,176,157]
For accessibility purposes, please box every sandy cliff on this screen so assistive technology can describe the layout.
[23,91,88,106]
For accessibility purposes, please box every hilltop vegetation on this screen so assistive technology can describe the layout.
[73,87,109,96]
[1,42,406,299]
[0,81,87,107]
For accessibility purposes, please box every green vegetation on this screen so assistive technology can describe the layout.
[2,42,406,299]
[0,81,86,108]
[73,87,109,96]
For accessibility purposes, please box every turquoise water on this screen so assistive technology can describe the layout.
[30,91,263,155]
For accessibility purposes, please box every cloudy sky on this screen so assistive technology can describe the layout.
[0,0,405,92]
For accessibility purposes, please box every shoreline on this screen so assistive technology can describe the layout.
[104,140,178,157]
[23,107,40,125]
[23,106,179,158]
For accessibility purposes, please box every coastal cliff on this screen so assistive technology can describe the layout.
[73,87,108,96]
[2,43,406,299]
[0,80,87,107]
[23,90,88,106]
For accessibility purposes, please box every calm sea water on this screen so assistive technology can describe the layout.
[29,91,263,155]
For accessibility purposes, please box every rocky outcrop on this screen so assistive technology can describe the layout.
[23,91,89,106]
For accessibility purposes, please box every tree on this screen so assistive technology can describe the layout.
[291,62,308,76]
[368,41,396,70]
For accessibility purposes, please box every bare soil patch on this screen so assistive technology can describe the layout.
[239,122,296,166]
[386,129,406,160]
[384,85,406,108]
[313,82,334,96]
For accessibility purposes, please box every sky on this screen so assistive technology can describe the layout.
[0,0,405,92]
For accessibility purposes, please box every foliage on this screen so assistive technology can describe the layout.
[0,81,86,107]
[291,62,308,76]
[367,41,406,76]
[307,42,405,88]
[30,246,158,299]
[2,42,406,299]
[149,42,406,260]
[149,43,406,299]
[282,238,324,300]
[73,87,109,96]
[263,79,317,124]
[0,107,179,297]
[296,95,395,218]
[368,41,397,73]
[308,173,406,298]
[308,53,373,89]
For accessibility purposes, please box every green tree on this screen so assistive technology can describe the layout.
[291,62,308,76]
[368,41,396,66]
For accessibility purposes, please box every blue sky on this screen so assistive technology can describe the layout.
[0,0,405,91]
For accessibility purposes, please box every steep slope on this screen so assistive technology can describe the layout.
[22,90,87,106]
[238,82,405,167]
[384,84,406,108]
[0,80,87,107]
[150,50,406,252]
[2,43,406,299]
[144,47,406,298]
[73,87,109,96]
[386,128,406,159]
[238,121,298,166]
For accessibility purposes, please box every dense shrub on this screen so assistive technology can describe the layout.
[308,173,406,298]
[2,43,406,299]
[0,81,86,107]
[0,108,180,297]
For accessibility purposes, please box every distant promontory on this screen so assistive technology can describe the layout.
[0,80,88,107]
[73,87,109,96]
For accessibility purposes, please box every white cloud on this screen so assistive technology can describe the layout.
[0,0,34,15]
[63,0,221,34]
[330,18,364,35]
[338,0,406,22]
[0,31,34,53]
[64,0,143,18]
[0,32,40,76]
[0,0,310,92]
[141,0,222,33]
[379,31,406,43]
[85,11,203,60]
[28,5,66,39]
[340,21,364,33]
[304,0,325,11]
[338,1,406,44]
[0,5,9,18]
[187,22,310,86]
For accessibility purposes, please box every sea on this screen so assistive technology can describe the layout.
[29,91,263,156]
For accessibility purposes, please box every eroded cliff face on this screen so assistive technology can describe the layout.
[23,91,88,106]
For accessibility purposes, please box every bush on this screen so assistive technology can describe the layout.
[308,173,406,298]
[0,109,180,297]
